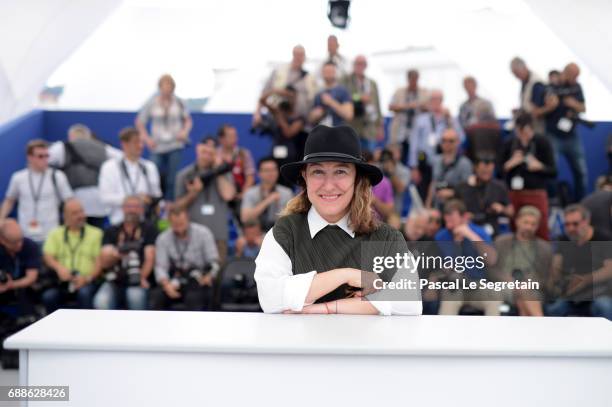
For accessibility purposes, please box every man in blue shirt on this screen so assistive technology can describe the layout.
[434,199,501,315]
[0,219,41,318]
[309,62,353,127]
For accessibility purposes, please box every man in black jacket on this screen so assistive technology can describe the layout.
[501,111,557,240]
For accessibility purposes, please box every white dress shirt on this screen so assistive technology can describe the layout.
[254,207,422,316]
[98,157,161,224]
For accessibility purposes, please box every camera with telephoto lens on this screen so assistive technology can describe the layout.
[118,240,142,255]
[170,263,213,290]
[191,163,232,186]
[121,250,142,286]
[0,270,8,284]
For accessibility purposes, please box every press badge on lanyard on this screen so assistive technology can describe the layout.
[27,170,46,236]
[557,117,572,133]
[273,145,288,159]
[201,204,215,216]
[428,133,438,148]
[511,176,524,190]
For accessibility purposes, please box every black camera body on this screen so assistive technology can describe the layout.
[250,113,278,136]
[191,163,232,186]
[104,243,142,287]
[170,263,212,290]
[122,250,142,286]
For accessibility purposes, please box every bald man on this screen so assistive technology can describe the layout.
[0,219,41,317]
[41,199,103,313]
[544,62,588,200]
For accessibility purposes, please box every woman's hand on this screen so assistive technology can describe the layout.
[343,268,364,288]
[343,268,380,296]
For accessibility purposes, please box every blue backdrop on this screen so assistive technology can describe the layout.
[0,109,610,206]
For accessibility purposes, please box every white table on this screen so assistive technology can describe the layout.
[4,309,612,406]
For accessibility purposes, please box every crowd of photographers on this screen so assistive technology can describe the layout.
[0,36,610,326]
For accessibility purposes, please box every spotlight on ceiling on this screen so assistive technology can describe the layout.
[327,0,351,29]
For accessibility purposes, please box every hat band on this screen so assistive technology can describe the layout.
[302,152,363,162]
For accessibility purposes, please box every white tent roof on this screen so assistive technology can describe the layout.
[2,0,612,124]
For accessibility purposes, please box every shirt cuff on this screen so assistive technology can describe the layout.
[283,270,316,312]
[366,299,423,316]
[367,299,391,316]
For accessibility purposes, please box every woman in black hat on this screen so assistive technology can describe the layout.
[254,125,422,315]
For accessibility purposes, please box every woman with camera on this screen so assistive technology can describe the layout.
[254,125,422,315]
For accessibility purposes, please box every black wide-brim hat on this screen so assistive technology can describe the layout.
[280,124,383,186]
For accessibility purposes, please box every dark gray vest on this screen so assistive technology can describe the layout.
[63,139,107,188]
[273,213,405,303]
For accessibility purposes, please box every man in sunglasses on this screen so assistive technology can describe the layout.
[0,140,73,244]
[425,128,472,209]
[545,204,612,320]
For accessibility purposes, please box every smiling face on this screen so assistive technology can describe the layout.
[302,162,356,223]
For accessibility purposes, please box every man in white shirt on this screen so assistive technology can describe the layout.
[49,124,123,228]
[0,139,73,243]
[99,127,161,225]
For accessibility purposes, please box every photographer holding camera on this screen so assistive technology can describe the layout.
[99,127,162,225]
[425,129,472,210]
[0,219,40,318]
[241,157,293,232]
[92,196,157,310]
[258,86,307,176]
[492,206,552,316]
[501,111,556,240]
[341,55,383,152]
[175,137,236,263]
[151,205,219,311]
[456,153,513,237]
[543,63,589,201]
[41,199,102,313]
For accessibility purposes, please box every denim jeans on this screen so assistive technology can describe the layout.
[548,133,589,201]
[544,296,612,321]
[41,283,97,314]
[93,282,148,310]
[151,148,184,200]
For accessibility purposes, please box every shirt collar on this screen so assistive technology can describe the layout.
[307,206,355,239]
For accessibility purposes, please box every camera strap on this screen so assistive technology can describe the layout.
[119,159,152,195]
[172,226,191,269]
[27,169,48,220]
[118,223,142,246]
[509,236,538,274]
[63,226,85,272]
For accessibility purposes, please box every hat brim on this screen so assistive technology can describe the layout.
[280,156,383,186]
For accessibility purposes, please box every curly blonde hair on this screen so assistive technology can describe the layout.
[281,168,379,235]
